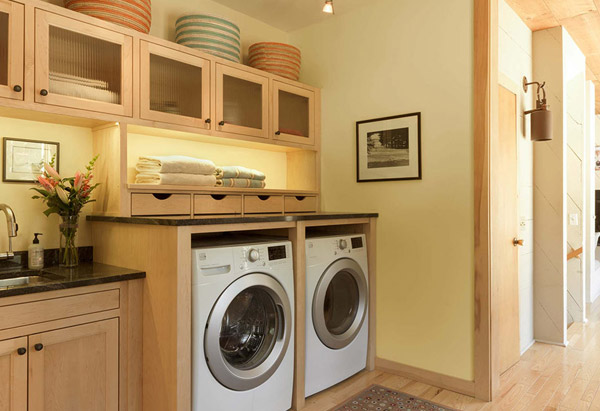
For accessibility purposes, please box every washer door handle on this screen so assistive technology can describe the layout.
[276,304,285,340]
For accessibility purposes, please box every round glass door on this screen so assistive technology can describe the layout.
[313,258,367,349]
[205,273,292,391]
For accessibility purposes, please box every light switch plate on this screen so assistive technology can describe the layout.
[569,213,579,226]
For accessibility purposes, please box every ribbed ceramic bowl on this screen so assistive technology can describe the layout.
[248,42,301,80]
[64,0,152,33]
[175,14,241,63]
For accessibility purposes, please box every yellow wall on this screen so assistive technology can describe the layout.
[0,117,94,252]
[127,133,288,189]
[290,0,475,380]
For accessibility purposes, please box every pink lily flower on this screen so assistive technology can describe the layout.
[74,171,83,190]
[43,163,61,180]
[56,186,70,204]
[37,175,54,192]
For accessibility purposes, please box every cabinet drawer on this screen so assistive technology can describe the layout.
[194,194,242,215]
[244,195,284,214]
[284,196,317,213]
[131,193,191,216]
[0,289,120,330]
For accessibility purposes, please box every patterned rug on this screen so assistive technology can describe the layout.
[330,385,458,411]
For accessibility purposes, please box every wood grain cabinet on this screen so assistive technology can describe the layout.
[215,63,269,139]
[140,41,211,129]
[0,337,27,411]
[272,81,315,146]
[0,0,24,101]
[28,319,119,411]
[34,9,133,116]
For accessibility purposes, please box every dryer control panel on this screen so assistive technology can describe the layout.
[306,234,367,259]
[236,242,291,270]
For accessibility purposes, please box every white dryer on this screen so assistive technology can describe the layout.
[192,239,294,411]
[305,234,369,397]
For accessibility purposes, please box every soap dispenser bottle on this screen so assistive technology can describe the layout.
[28,233,44,270]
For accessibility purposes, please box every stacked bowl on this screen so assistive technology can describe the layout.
[248,42,301,81]
[175,14,241,63]
[64,0,152,33]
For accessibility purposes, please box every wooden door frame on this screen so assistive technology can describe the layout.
[474,0,498,402]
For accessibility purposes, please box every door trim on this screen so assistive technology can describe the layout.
[312,258,368,349]
[204,273,292,391]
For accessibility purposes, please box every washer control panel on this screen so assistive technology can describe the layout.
[236,242,290,270]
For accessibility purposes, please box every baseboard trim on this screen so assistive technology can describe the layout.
[375,357,475,397]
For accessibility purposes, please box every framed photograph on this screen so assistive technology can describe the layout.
[3,138,60,183]
[596,146,600,170]
[356,112,421,182]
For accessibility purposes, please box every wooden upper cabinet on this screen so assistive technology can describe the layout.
[140,41,211,128]
[28,318,119,411]
[215,63,269,139]
[272,81,315,146]
[0,0,24,101]
[34,10,133,116]
[0,337,27,411]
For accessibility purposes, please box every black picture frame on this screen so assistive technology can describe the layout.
[3,137,60,183]
[356,112,422,182]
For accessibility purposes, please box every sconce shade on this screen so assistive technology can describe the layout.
[531,108,552,141]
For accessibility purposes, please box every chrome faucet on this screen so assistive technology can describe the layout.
[0,204,18,259]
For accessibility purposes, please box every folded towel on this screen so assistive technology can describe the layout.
[215,166,266,181]
[216,178,266,188]
[136,156,216,175]
[135,173,217,186]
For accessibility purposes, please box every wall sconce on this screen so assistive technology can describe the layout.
[323,0,334,14]
[523,76,552,142]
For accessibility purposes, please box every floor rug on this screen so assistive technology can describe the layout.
[330,385,458,411]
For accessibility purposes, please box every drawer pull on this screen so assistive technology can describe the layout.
[258,195,271,201]
[40,89,48,96]
[152,193,173,200]
[13,85,22,92]
[211,195,227,200]
[17,347,26,356]
[34,343,43,351]
[295,196,306,201]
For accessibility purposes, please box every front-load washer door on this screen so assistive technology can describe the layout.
[313,258,368,350]
[205,273,292,391]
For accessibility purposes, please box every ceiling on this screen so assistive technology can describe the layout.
[211,0,369,32]
[505,0,600,113]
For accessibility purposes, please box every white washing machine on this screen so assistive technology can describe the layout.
[305,234,369,397]
[192,239,294,411]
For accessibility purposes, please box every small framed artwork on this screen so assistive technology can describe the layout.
[596,146,600,170]
[3,138,60,183]
[356,112,422,182]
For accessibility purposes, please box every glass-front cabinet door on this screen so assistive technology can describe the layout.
[272,81,315,146]
[0,0,24,100]
[34,10,133,116]
[215,63,269,139]
[140,41,211,129]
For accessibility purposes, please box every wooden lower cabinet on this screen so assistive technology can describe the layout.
[28,319,119,411]
[0,337,27,411]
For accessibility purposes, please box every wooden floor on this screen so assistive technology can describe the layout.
[304,299,600,411]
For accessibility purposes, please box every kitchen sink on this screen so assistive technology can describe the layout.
[0,271,62,288]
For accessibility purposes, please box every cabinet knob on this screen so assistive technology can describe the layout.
[40,89,48,96]
[13,85,22,92]
[17,347,26,356]
[205,118,211,124]
[34,343,43,351]
[218,120,225,126]
[275,130,281,135]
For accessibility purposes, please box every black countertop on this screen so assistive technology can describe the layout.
[0,262,146,298]
[87,212,379,226]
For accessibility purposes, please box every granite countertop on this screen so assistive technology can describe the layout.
[87,212,379,226]
[0,262,146,298]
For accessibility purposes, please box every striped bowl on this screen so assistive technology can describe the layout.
[175,14,241,63]
[64,0,152,33]
[248,42,301,80]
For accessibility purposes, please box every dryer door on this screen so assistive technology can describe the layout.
[313,258,368,349]
[204,273,292,391]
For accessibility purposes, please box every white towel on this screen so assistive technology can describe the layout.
[136,156,216,175]
[135,173,217,186]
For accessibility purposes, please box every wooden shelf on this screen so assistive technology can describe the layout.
[127,184,318,196]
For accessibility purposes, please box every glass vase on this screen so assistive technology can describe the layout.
[59,214,79,267]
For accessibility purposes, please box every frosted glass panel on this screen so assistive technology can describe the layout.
[48,26,121,104]
[223,75,262,129]
[0,12,8,86]
[149,54,202,118]
[278,90,309,138]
